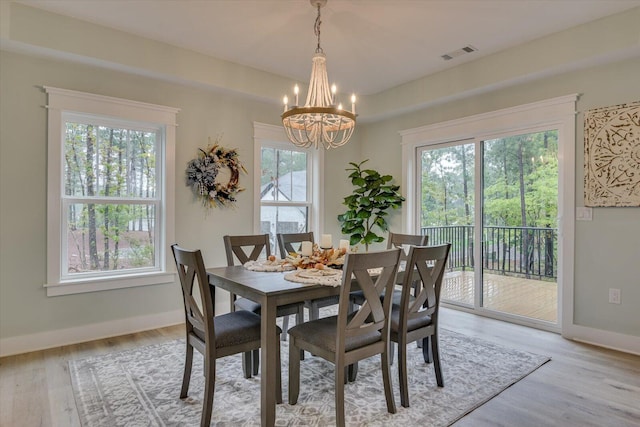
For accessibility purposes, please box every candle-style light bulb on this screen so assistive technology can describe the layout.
[351,94,356,114]
[331,84,337,104]
[283,95,288,113]
[338,103,343,110]
[294,84,299,106]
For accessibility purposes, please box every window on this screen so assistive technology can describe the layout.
[45,87,179,296]
[253,122,324,256]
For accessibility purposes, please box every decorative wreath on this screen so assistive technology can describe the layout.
[185,138,247,209]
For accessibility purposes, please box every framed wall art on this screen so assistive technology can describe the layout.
[584,100,640,207]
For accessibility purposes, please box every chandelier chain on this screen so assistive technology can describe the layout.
[314,3,323,53]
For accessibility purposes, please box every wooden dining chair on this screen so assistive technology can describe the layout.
[387,231,429,262]
[351,232,428,306]
[277,231,314,258]
[391,243,451,407]
[223,234,271,312]
[171,244,282,427]
[277,231,340,321]
[384,232,429,304]
[288,248,401,427]
[223,234,304,375]
[346,232,430,382]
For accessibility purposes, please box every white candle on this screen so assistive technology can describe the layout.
[339,239,349,251]
[321,234,332,249]
[283,95,288,112]
[331,84,337,104]
[351,94,356,114]
[294,84,299,106]
[301,241,313,256]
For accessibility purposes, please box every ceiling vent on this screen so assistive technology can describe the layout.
[441,45,477,61]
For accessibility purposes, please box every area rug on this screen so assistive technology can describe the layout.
[69,328,549,426]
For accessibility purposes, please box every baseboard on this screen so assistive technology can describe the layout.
[0,309,183,357]
[562,324,640,356]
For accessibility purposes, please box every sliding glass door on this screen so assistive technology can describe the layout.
[418,130,559,328]
[419,141,476,307]
[481,131,558,323]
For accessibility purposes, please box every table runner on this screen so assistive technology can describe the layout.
[284,268,343,286]
[243,259,296,272]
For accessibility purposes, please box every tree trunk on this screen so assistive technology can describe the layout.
[461,145,471,222]
[85,125,99,270]
[103,129,114,270]
[114,132,124,268]
[517,138,530,278]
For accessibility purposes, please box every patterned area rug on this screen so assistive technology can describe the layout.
[69,327,549,426]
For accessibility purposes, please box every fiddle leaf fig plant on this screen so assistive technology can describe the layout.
[337,159,406,252]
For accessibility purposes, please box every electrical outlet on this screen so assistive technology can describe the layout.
[608,288,621,304]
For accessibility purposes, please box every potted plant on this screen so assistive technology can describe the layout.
[337,159,406,252]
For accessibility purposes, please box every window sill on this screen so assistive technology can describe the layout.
[44,272,175,296]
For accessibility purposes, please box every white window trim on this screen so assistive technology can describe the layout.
[44,87,179,296]
[400,94,577,334]
[253,122,324,239]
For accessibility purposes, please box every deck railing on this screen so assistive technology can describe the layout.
[421,225,557,280]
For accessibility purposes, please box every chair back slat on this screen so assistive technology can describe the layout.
[172,244,215,339]
[223,234,271,266]
[345,273,382,337]
[337,249,401,350]
[387,232,428,263]
[277,232,314,257]
[401,244,451,326]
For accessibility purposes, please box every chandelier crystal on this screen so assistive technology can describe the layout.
[281,0,356,150]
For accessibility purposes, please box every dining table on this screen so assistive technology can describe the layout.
[206,264,343,427]
[206,258,412,426]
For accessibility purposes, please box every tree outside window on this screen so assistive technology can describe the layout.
[63,120,160,276]
[45,87,177,296]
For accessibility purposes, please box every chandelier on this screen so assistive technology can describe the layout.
[281,0,356,150]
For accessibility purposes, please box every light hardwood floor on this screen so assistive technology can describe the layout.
[1,309,638,427]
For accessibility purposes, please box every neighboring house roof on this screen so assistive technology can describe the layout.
[260,170,307,202]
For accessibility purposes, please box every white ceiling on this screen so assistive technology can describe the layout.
[16,0,640,95]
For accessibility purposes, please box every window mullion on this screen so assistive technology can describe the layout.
[260,201,311,207]
[62,196,160,204]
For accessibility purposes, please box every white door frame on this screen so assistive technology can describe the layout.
[400,95,577,333]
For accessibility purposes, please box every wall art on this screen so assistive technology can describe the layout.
[185,137,246,210]
[584,101,640,207]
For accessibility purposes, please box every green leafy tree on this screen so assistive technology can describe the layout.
[337,160,405,251]
[420,145,475,227]
[64,123,157,273]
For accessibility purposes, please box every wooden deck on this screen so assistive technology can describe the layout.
[441,270,558,323]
